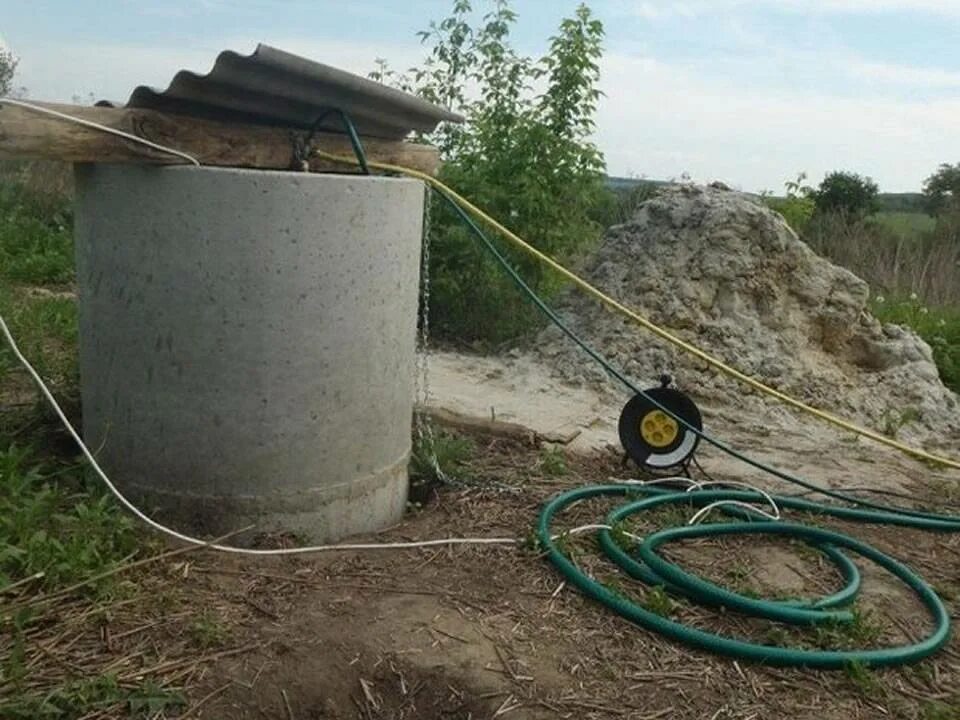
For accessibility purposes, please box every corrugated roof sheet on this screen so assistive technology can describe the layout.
[117,44,463,139]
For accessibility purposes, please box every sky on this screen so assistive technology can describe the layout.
[3,0,960,192]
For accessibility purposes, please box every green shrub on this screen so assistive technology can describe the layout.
[377,1,607,345]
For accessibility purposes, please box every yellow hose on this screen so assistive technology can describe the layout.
[315,151,960,470]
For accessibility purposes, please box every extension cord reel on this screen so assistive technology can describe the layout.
[618,375,702,472]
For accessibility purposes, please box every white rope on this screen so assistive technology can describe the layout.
[688,501,780,526]
[685,480,781,521]
[613,476,703,490]
[610,476,781,525]
[0,98,201,167]
[0,313,517,554]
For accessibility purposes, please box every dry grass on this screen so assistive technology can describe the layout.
[804,211,960,307]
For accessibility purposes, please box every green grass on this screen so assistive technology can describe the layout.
[0,286,78,387]
[872,211,936,241]
[0,176,182,718]
[0,181,74,285]
[187,612,231,649]
[0,181,131,598]
[921,698,960,720]
[642,585,675,617]
[409,429,474,505]
[539,447,568,476]
[871,296,960,393]
[844,659,884,697]
[0,443,138,594]
[0,676,186,720]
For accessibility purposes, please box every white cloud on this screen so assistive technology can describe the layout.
[596,52,960,191]
[849,60,960,88]
[620,0,960,18]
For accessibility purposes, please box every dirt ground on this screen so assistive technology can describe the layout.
[8,353,960,720]
[24,419,954,720]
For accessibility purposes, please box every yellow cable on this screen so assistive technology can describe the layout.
[316,151,960,470]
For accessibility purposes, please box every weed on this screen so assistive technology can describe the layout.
[813,607,883,649]
[0,675,186,720]
[0,443,137,594]
[409,429,473,490]
[609,521,639,553]
[553,532,574,559]
[643,504,692,530]
[187,612,230,649]
[882,406,920,438]
[844,659,884,697]
[539,447,568,476]
[520,527,542,553]
[921,698,960,720]
[127,681,187,717]
[726,560,754,587]
[763,626,792,647]
[643,585,675,617]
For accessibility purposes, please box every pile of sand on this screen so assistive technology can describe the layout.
[535,184,958,445]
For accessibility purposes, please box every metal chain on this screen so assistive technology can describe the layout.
[414,184,450,485]
[414,187,521,495]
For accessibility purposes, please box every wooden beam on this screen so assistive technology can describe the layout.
[0,101,440,175]
[421,406,583,446]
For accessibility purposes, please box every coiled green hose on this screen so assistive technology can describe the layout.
[539,486,951,668]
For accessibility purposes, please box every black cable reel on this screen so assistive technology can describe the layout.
[618,374,703,473]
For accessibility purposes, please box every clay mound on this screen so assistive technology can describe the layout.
[536,184,959,443]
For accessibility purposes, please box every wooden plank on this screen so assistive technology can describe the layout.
[420,406,583,446]
[0,101,440,175]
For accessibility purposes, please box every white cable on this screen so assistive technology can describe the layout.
[559,523,645,544]
[611,476,780,524]
[685,480,781,520]
[688,501,780,526]
[0,98,201,167]
[612,476,703,490]
[0,313,517,554]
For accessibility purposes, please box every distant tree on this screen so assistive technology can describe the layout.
[0,48,17,96]
[923,163,960,215]
[813,171,880,219]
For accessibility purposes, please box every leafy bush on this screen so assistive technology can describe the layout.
[375,1,607,344]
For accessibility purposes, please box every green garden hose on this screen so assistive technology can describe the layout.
[539,485,951,668]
